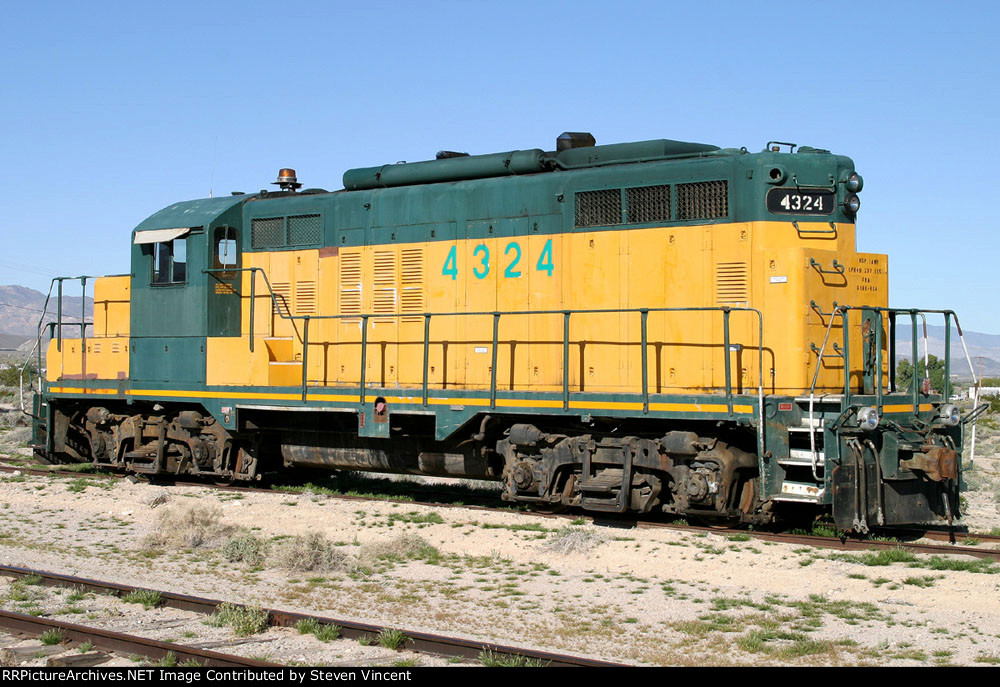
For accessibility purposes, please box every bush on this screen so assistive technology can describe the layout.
[207,603,269,637]
[360,534,439,565]
[123,589,162,610]
[143,504,233,550]
[269,533,348,572]
[376,628,408,650]
[222,534,266,566]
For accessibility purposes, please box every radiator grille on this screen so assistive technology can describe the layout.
[677,180,728,220]
[575,189,622,227]
[626,184,671,224]
[251,217,284,249]
[715,262,748,304]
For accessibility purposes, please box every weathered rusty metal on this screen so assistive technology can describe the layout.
[0,610,279,667]
[900,446,959,482]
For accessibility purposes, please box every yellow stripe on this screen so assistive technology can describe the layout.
[426,397,491,407]
[129,388,303,401]
[649,402,755,414]
[47,386,754,415]
[500,398,564,409]
[49,387,121,395]
[883,403,933,413]
[569,400,644,411]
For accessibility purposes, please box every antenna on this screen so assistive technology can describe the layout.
[209,135,218,198]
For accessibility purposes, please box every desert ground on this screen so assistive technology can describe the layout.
[1,392,999,667]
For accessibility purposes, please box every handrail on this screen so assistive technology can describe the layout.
[806,305,983,475]
[29,275,103,402]
[18,336,42,418]
[204,268,766,459]
[793,220,838,235]
[807,304,847,480]
[808,257,845,275]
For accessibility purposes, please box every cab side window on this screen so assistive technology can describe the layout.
[152,238,187,284]
[214,226,239,270]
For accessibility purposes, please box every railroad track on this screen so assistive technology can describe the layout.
[0,609,280,667]
[0,566,625,667]
[635,521,1000,561]
[3,462,999,562]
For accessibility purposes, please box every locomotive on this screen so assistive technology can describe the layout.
[30,132,980,531]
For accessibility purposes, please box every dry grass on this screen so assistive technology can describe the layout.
[269,533,348,572]
[145,492,169,508]
[359,533,438,564]
[143,503,234,550]
[541,526,606,555]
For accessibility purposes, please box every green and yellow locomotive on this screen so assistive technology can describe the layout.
[32,133,979,530]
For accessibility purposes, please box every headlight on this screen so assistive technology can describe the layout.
[846,172,863,192]
[844,193,861,214]
[858,406,880,431]
[939,404,961,427]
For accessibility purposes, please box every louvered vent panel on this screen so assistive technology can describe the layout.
[111,342,122,354]
[626,185,671,224]
[575,189,622,227]
[373,250,398,320]
[295,281,316,315]
[287,214,322,246]
[715,262,748,304]
[252,217,285,249]
[272,282,292,316]
[339,252,362,320]
[400,248,424,322]
[677,181,729,220]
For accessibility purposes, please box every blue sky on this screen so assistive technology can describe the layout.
[1,1,998,333]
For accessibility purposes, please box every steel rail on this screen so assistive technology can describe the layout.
[633,521,1000,561]
[0,566,625,667]
[4,463,1000,557]
[0,609,279,667]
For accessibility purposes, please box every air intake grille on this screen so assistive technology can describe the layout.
[373,250,397,320]
[575,189,622,227]
[252,218,284,249]
[677,181,728,220]
[715,262,748,304]
[272,281,292,316]
[251,215,323,249]
[626,185,671,224]
[400,248,424,322]
[288,214,322,245]
[339,252,362,320]
[295,281,316,315]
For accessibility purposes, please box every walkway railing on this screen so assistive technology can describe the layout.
[206,267,767,458]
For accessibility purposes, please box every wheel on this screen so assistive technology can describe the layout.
[529,501,567,515]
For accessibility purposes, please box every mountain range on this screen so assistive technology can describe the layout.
[0,285,93,351]
[895,323,1000,379]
